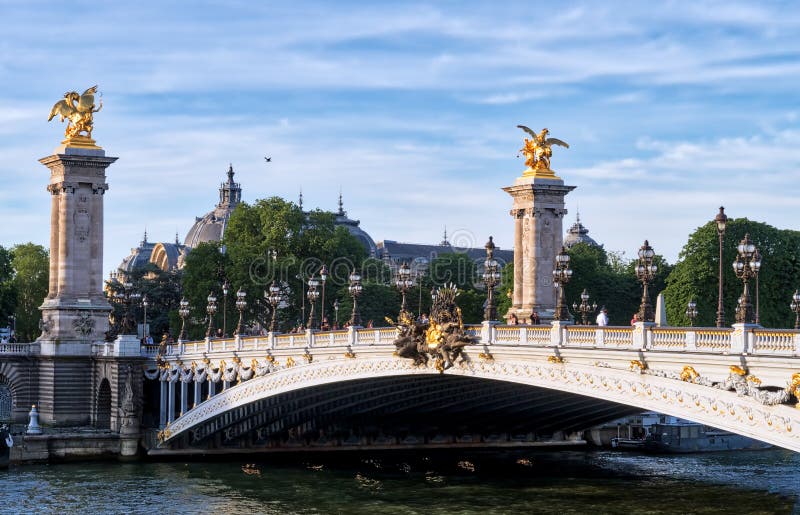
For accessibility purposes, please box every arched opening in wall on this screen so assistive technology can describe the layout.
[0,377,12,423]
[96,379,111,430]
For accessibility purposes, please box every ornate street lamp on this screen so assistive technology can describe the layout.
[142,295,150,342]
[571,289,597,325]
[268,280,282,333]
[333,298,340,328]
[319,265,328,328]
[714,207,728,327]
[178,298,190,341]
[483,236,500,321]
[306,275,320,330]
[348,269,363,326]
[685,299,698,327]
[205,292,218,338]
[753,249,762,325]
[790,290,800,330]
[552,246,573,321]
[395,262,414,315]
[114,281,141,335]
[295,273,306,328]
[635,240,658,322]
[221,279,230,337]
[234,287,247,336]
[733,233,760,324]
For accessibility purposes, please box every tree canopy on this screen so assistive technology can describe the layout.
[663,218,800,328]
[10,243,49,341]
[180,197,368,333]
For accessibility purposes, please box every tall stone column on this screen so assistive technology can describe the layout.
[503,167,574,321]
[37,142,117,425]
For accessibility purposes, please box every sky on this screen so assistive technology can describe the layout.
[1,0,799,275]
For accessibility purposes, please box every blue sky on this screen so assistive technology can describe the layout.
[2,1,799,274]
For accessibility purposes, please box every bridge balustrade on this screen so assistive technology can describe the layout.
[0,343,33,355]
[694,328,733,352]
[752,330,798,355]
[145,323,800,362]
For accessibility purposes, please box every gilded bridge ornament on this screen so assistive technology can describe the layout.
[391,283,477,373]
[517,125,569,178]
[47,85,102,144]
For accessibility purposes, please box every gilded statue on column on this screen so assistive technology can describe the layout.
[517,125,569,177]
[47,85,103,145]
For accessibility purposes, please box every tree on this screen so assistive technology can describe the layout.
[181,197,368,333]
[559,243,671,326]
[664,219,800,328]
[181,242,229,339]
[0,245,16,331]
[11,243,49,342]
[428,253,485,324]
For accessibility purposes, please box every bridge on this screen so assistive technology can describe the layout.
[146,322,800,454]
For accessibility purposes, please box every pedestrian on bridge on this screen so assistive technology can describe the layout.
[596,307,609,326]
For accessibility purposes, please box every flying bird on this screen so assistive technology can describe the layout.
[264,156,272,163]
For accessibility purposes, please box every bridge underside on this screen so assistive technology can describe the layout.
[160,376,642,452]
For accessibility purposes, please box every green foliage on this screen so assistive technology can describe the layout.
[181,241,229,339]
[428,252,486,323]
[561,243,671,326]
[0,245,16,331]
[180,197,368,333]
[11,243,49,341]
[496,262,514,319]
[664,219,800,328]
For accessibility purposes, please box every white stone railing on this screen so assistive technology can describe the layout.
[146,323,800,359]
[0,342,33,355]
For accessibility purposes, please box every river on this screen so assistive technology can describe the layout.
[1,449,798,514]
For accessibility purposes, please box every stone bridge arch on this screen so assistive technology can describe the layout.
[159,356,800,452]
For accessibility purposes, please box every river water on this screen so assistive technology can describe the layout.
[1,449,798,514]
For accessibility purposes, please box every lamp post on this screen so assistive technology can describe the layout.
[686,299,698,327]
[268,281,282,333]
[571,289,597,325]
[221,279,230,337]
[142,295,150,342]
[115,281,140,335]
[483,236,500,322]
[234,288,247,336]
[178,298,190,341]
[733,233,760,324]
[790,290,800,330]
[295,274,306,329]
[348,269,362,326]
[334,298,340,328]
[205,292,218,338]
[395,262,414,316]
[754,250,761,325]
[714,207,728,327]
[306,275,320,330]
[319,265,328,329]
[552,246,573,321]
[635,240,658,322]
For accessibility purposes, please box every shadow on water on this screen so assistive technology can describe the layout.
[1,449,797,514]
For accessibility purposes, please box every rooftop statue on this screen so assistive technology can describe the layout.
[517,125,569,172]
[47,85,103,141]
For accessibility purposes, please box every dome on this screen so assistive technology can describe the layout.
[333,193,377,256]
[564,213,600,249]
[184,164,242,248]
[117,231,156,276]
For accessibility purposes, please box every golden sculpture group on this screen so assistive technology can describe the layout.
[517,125,569,177]
[47,85,103,146]
[391,283,477,373]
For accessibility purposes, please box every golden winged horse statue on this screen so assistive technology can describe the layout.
[517,125,569,172]
[48,85,103,140]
